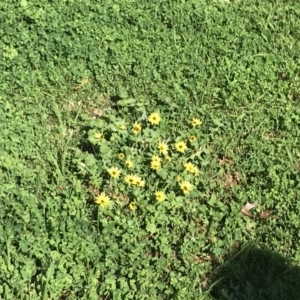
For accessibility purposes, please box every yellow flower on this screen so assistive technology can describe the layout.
[176,175,182,182]
[184,162,199,175]
[125,174,137,185]
[94,131,104,140]
[148,112,161,125]
[192,166,199,175]
[175,141,187,153]
[125,160,133,168]
[189,135,197,142]
[107,166,121,178]
[151,155,161,163]
[165,156,172,162]
[132,122,142,134]
[118,153,125,160]
[191,118,202,127]
[118,124,126,130]
[129,202,136,211]
[158,141,168,155]
[135,178,145,187]
[131,175,145,187]
[151,161,161,170]
[184,162,194,172]
[179,181,193,195]
[95,193,111,207]
[155,191,166,202]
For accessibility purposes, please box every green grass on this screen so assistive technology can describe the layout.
[1,0,300,299]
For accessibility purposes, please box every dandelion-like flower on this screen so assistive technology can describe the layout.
[133,175,145,187]
[107,166,121,178]
[192,166,199,175]
[132,122,142,134]
[125,160,133,168]
[151,161,161,170]
[129,202,137,211]
[95,193,111,207]
[118,153,125,160]
[136,178,145,187]
[184,162,199,175]
[155,191,166,202]
[184,162,194,172]
[125,174,137,185]
[94,132,104,140]
[189,135,197,142]
[175,141,187,153]
[118,125,126,130]
[179,181,193,195]
[191,118,202,127]
[148,112,161,125]
[151,155,161,163]
[183,163,193,172]
[158,141,168,155]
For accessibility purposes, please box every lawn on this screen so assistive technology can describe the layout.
[1,0,300,299]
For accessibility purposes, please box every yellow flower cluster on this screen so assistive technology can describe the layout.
[107,166,145,186]
[151,155,161,170]
[125,174,145,187]
[94,114,202,209]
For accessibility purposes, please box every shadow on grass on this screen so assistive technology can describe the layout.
[210,244,300,300]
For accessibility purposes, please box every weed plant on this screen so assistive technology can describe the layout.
[1,0,300,299]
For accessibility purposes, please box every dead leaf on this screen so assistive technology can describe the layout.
[219,155,233,166]
[86,107,103,118]
[264,132,276,140]
[234,171,242,183]
[66,100,83,112]
[223,174,236,188]
[258,209,273,219]
[241,202,258,217]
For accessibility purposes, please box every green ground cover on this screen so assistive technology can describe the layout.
[1,0,300,299]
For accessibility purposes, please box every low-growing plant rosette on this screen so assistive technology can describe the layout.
[82,111,204,211]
